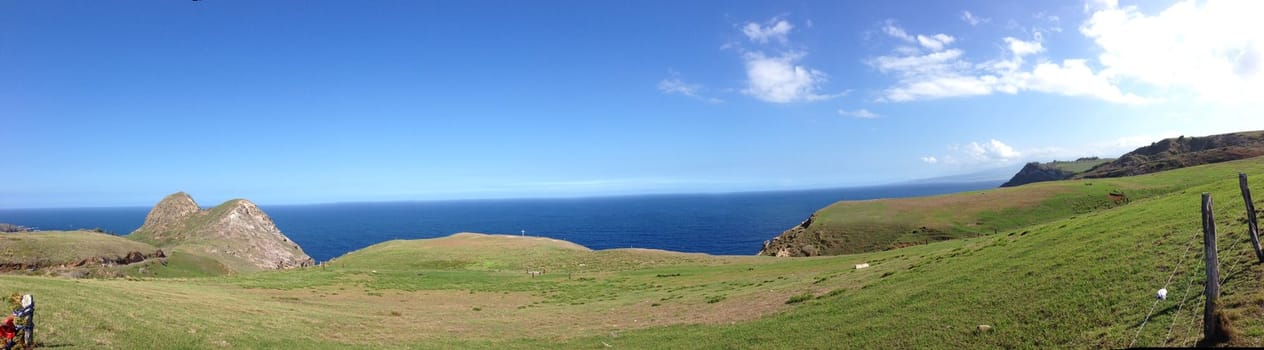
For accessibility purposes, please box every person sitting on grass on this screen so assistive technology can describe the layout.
[1,294,32,350]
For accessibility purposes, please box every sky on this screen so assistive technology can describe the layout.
[4,0,1264,208]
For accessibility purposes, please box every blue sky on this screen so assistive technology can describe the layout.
[4,0,1264,208]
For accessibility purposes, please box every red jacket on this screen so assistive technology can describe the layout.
[0,315,15,340]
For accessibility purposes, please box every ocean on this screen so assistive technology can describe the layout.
[0,181,1000,262]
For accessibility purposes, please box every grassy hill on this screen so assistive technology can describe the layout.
[0,230,159,268]
[3,157,1264,347]
[760,155,1222,256]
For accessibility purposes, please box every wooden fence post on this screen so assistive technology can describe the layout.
[1202,193,1221,342]
[1240,173,1264,263]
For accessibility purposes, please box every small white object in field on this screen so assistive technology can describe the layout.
[21,294,32,307]
[854,263,870,269]
[1157,288,1168,300]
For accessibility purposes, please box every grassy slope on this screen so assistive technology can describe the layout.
[3,158,1264,348]
[797,161,1209,254]
[586,157,1264,349]
[0,230,159,265]
[0,230,231,278]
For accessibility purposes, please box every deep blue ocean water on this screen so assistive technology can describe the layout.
[0,182,1000,262]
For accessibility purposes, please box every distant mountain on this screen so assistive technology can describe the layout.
[903,165,1021,185]
[129,192,314,272]
[1076,130,1264,179]
[1000,157,1113,187]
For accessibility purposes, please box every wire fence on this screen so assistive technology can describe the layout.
[1129,232,1200,348]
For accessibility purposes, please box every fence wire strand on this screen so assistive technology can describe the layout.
[1163,256,1202,345]
[1129,233,1200,348]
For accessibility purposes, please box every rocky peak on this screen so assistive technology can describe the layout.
[134,192,201,241]
[209,199,314,270]
[129,193,314,271]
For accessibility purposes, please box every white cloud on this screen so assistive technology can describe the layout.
[658,78,700,96]
[917,34,956,51]
[658,77,723,103]
[1003,37,1044,56]
[883,73,998,102]
[923,139,1022,166]
[734,19,841,104]
[872,49,965,74]
[742,19,794,44]
[871,22,1149,104]
[1027,59,1150,104]
[1081,0,1264,103]
[1033,12,1063,33]
[838,109,880,119]
[964,139,1021,161]
[961,11,988,26]
[883,21,915,42]
[742,51,836,103]
[678,17,843,105]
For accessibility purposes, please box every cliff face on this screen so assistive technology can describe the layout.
[1000,162,1076,188]
[130,192,314,271]
[1077,131,1264,179]
[759,215,817,257]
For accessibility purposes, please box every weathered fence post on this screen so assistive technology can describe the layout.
[1240,173,1264,263]
[1202,193,1221,342]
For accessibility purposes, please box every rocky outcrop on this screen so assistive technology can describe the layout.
[0,223,33,233]
[1000,162,1077,187]
[130,192,314,271]
[759,214,820,257]
[1077,131,1264,179]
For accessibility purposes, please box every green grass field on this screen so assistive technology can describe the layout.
[794,156,1239,255]
[4,157,1264,348]
[0,231,159,267]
